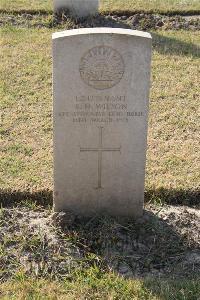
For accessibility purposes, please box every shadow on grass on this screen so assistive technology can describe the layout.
[0,12,199,58]
[0,189,53,208]
[62,15,200,58]
[0,8,200,16]
[0,187,199,208]
[53,207,200,280]
[0,189,199,296]
[84,16,200,58]
[152,32,200,58]
[145,188,200,207]
[0,9,52,15]
[143,278,200,300]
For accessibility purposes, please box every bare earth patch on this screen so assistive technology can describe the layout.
[0,13,200,31]
[0,204,199,282]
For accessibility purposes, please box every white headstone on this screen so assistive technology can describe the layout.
[53,28,152,217]
[53,0,99,18]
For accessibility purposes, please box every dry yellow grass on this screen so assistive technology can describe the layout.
[0,4,199,299]
[0,0,200,13]
[1,27,199,204]
[102,0,200,14]
[1,277,199,300]
[0,0,51,11]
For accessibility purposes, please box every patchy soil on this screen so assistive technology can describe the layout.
[0,204,199,282]
[0,12,199,30]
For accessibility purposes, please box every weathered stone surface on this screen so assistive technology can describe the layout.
[53,28,152,217]
[53,0,99,18]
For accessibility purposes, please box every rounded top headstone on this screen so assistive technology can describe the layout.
[53,0,99,18]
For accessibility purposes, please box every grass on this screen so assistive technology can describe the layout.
[102,0,200,14]
[0,26,199,205]
[0,202,200,298]
[0,0,51,12]
[0,5,200,299]
[0,26,52,190]
[0,276,200,300]
[0,0,200,14]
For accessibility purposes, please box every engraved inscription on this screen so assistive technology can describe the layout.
[80,127,121,189]
[79,46,125,90]
[57,94,144,124]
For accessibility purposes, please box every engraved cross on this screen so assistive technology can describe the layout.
[80,127,121,189]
